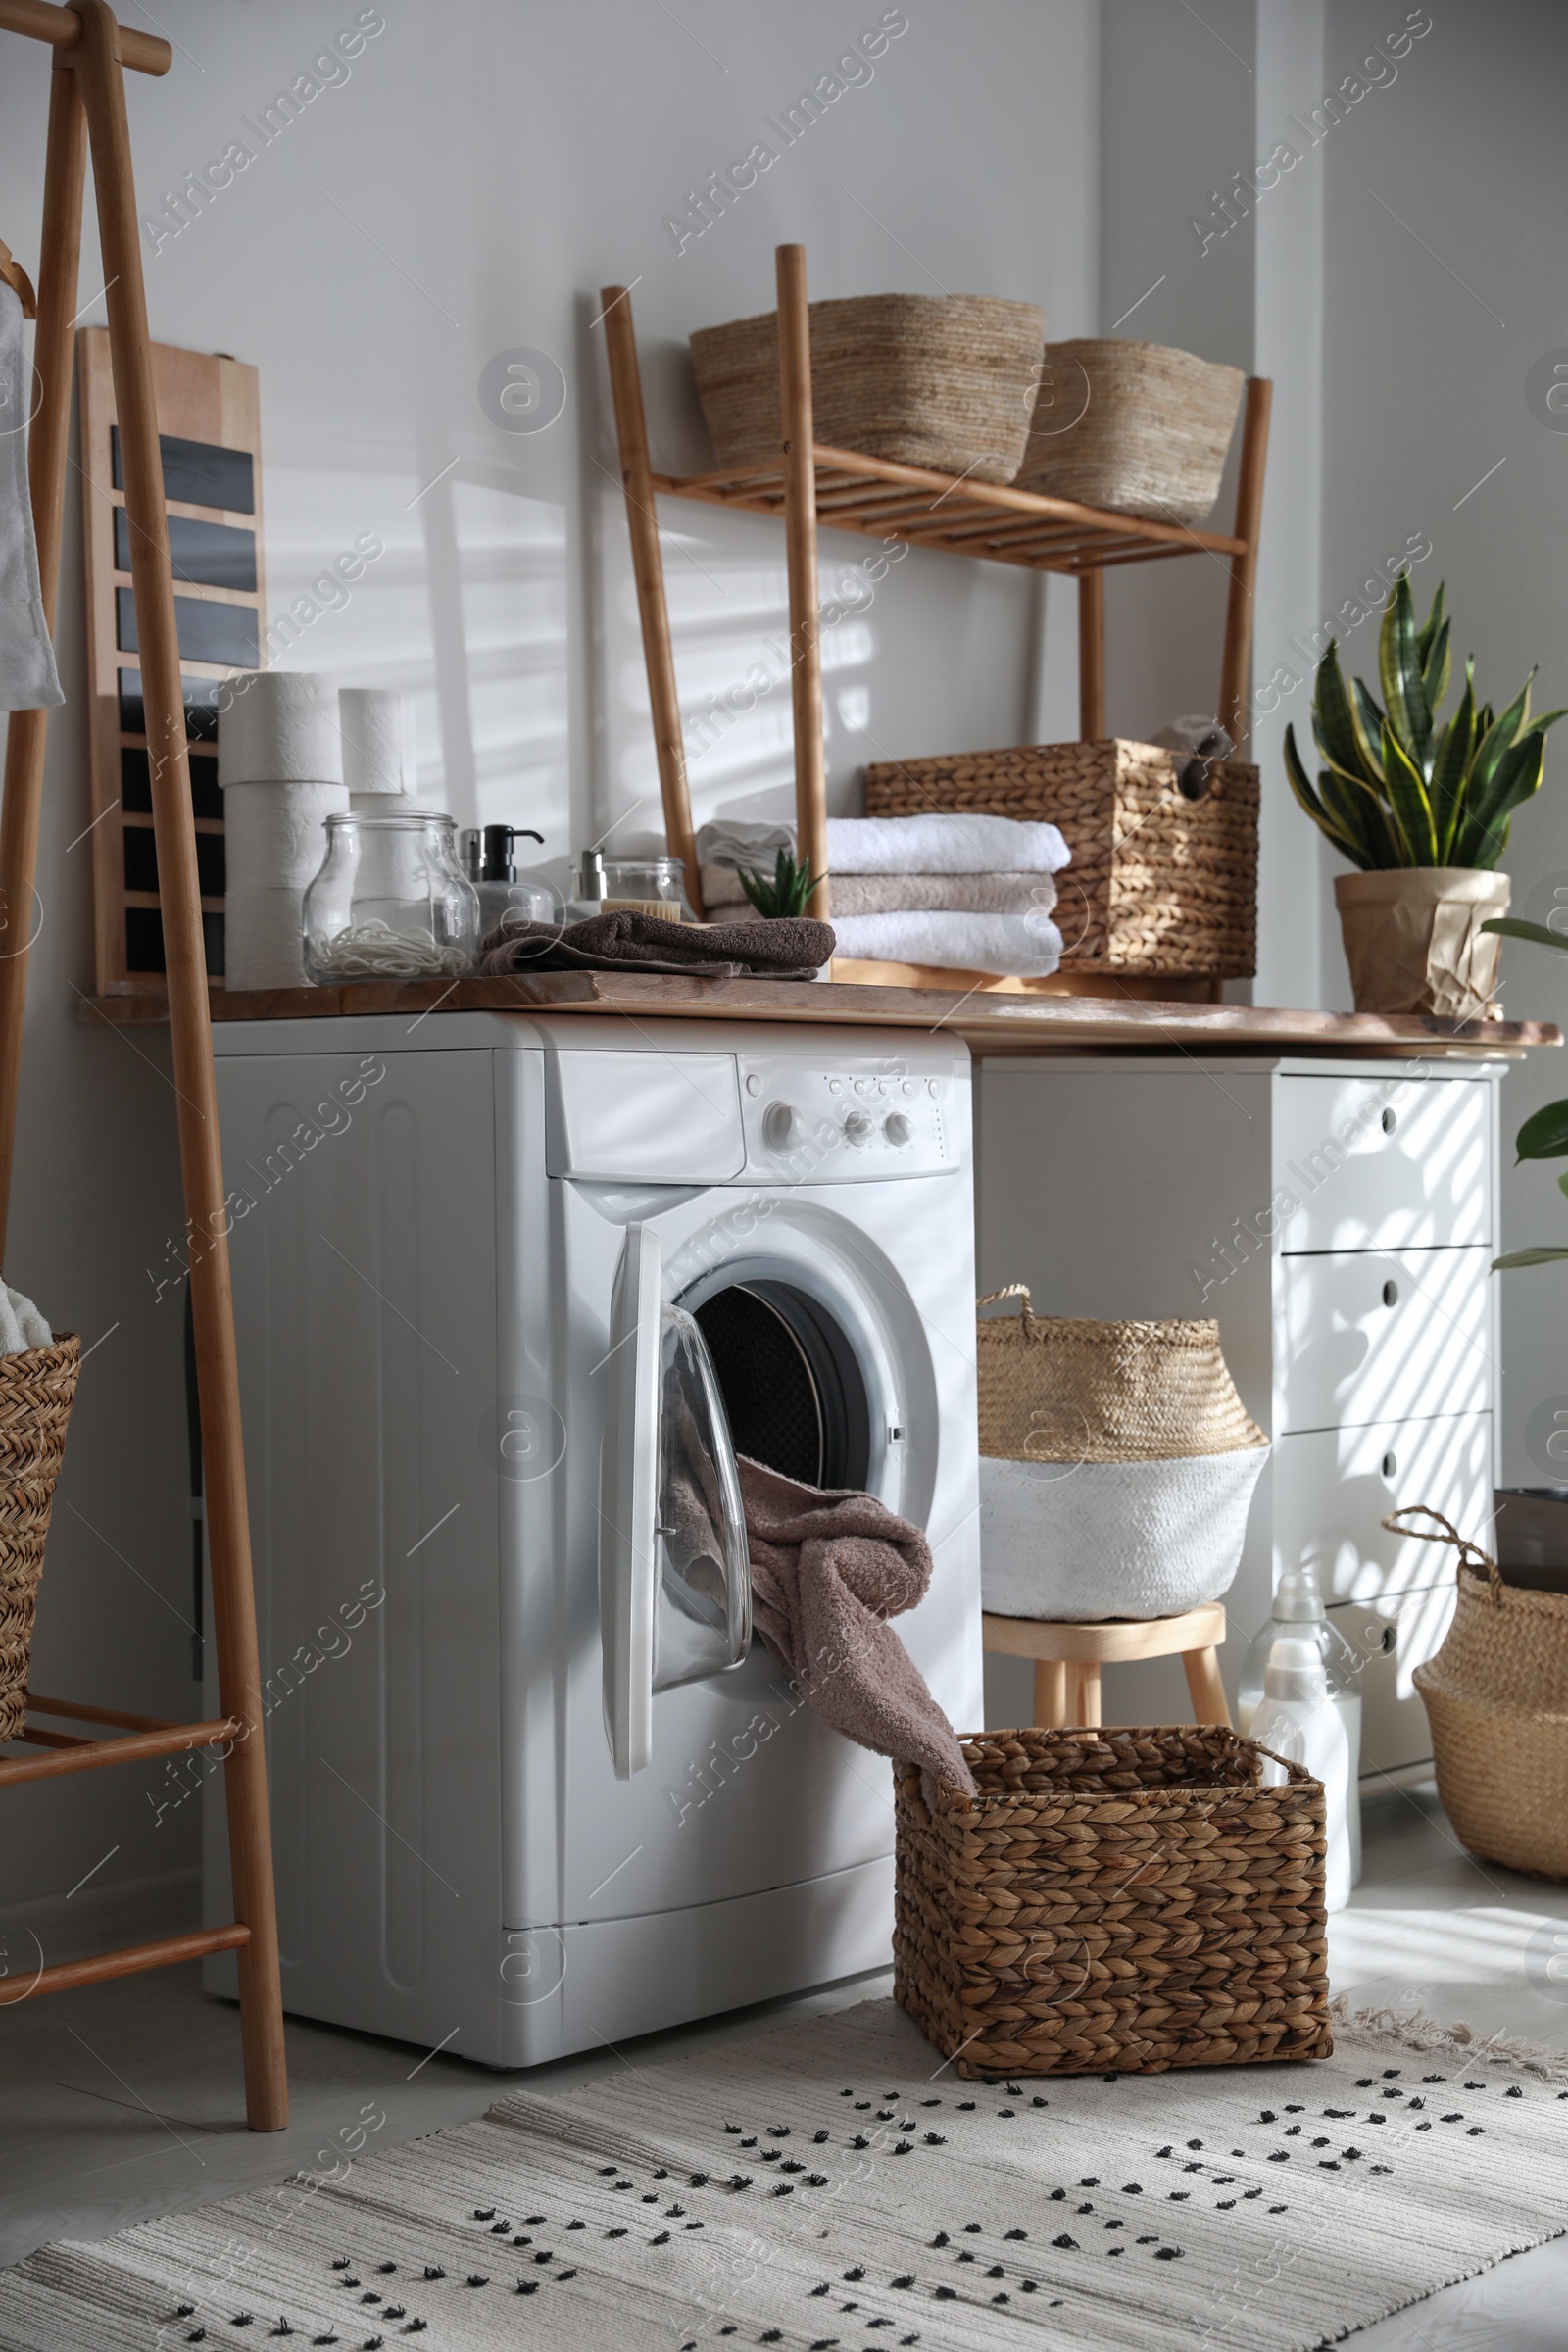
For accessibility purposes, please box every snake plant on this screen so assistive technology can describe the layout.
[1482,915,1568,1269]
[738,848,815,917]
[1285,577,1564,870]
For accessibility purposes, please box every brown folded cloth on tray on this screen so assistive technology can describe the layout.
[739,1454,976,1800]
[480,907,833,980]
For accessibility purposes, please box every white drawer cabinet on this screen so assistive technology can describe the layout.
[975,1055,1501,1774]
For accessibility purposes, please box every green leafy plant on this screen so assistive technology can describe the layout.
[1481,914,1568,1269]
[1284,576,1564,870]
[737,848,815,918]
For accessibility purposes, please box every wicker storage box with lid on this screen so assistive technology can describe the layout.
[895,1726,1332,2078]
[862,738,1258,980]
[689,294,1045,487]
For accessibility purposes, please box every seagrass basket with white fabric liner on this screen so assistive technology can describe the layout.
[689,294,1045,485]
[977,1288,1268,1621]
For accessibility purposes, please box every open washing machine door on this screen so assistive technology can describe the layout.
[600,1222,752,1778]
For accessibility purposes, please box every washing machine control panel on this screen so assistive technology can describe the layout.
[738,1057,959,1181]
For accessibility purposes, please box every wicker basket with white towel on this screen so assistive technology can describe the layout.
[977,1287,1269,1621]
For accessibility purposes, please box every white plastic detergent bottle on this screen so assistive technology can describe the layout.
[1240,1563,1363,1884]
[1249,1632,1351,1911]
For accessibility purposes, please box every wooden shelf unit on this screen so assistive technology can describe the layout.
[0,0,286,2129]
[601,244,1272,944]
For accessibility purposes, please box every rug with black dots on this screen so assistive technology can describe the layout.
[0,1997,1564,2350]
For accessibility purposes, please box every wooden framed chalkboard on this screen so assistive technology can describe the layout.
[77,331,265,993]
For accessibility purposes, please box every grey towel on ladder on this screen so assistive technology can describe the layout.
[0,281,63,715]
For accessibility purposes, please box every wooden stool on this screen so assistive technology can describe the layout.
[982,1602,1231,1730]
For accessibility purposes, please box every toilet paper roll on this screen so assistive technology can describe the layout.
[340,687,415,797]
[224,884,311,991]
[219,671,342,786]
[222,780,346,892]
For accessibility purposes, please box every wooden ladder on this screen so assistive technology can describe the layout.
[0,0,286,2131]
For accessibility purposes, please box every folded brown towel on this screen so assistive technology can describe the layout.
[480,907,833,980]
[702,862,1055,918]
[738,1454,976,1799]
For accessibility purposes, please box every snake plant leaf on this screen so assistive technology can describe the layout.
[1380,718,1436,863]
[1421,615,1452,715]
[1427,669,1477,860]
[1415,578,1445,668]
[1494,1246,1568,1270]
[1348,678,1387,782]
[1321,765,1400,867]
[1514,1098,1568,1161]
[1479,915,1568,953]
[1310,642,1379,784]
[1451,728,1546,868]
[1379,575,1432,765]
[1284,725,1364,860]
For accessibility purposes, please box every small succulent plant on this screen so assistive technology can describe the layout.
[1285,577,1564,870]
[737,848,815,918]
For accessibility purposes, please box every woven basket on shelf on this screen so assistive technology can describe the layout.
[0,1331,80,1742]
[1016,338,1246,524]
[862,738,1258,979]
[1397,1507,1568,1879]
[975,1293,1268,1620]
[689,294,1044,486]
[894,1726,1332,2077]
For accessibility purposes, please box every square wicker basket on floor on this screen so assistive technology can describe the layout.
[895,1726,1331,2078]
[862,739,1258,980]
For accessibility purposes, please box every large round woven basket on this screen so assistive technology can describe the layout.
[976,1290,1267,1621]
[1015,338,1245,524]
[1400,1507,1568,1878]
[0,1331,80,1742]
[690,294,1044,485]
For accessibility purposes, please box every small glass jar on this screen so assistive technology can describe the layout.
[303,811,480,983]
[602,855,692,919]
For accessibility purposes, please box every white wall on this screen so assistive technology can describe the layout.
[0,0,1098,1918]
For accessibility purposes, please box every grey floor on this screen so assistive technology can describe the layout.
[4,1776,1568,2345]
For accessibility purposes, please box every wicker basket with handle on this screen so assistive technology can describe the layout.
[690,294,1045,486]
[894,1725,1332,2076]
[862,738,1258,979]
[0,1331,81,1741]
[1016,338,1246,524]
[1398,1506,1568,1879]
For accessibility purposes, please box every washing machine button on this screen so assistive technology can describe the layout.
[903,1080,917,1097]
[745,1072,763,1096]
[884,1111,913,1147]
[843,1108,874,1146]
[827,1078,843,1095]
[762,1102,801,1151]
[854,1078,873,1096]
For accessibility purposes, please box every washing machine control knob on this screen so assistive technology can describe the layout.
[884,1111,914,1147]
[843,1108,875,1146]
[762,1101,801,1151]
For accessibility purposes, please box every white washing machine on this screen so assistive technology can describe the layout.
[202,1013,981,2066]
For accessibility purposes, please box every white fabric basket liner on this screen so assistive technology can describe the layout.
[980,1445,1269,1622]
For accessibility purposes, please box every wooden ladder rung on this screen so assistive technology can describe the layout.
[25,1691,179,1733]
[0,1714,238,1787]
[0,1923,250,2005]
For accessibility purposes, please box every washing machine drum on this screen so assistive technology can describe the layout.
[695,1280,870,1492]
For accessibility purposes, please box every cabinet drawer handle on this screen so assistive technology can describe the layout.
[1382,1449,1398,1480]
[1382,1107,1397,1135]
[1383,1278,1399,1307]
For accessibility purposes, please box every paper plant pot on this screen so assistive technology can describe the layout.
[1334,867,1509,1018]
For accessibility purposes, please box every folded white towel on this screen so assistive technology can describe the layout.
[826,813,1070,876]
[832,908,1062,976]
[697,811,1072,879]
[0,1282,51,1356]
[0,283,63,715]
[703,863,1056,919]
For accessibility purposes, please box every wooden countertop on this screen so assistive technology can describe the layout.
[74,973,1561,1058]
